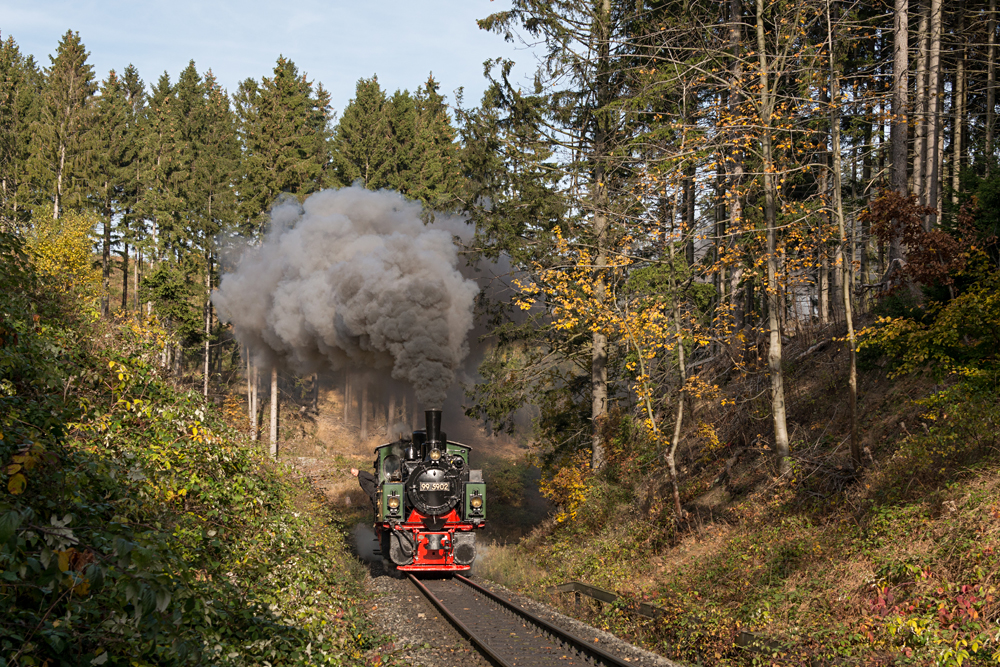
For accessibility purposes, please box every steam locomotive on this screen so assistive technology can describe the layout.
[372,409,486,571]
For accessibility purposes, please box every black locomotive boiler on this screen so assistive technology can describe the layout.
[372,409,486,571]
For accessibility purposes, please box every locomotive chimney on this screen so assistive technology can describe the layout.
[425,409,442,444]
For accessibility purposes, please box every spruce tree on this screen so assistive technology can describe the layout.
[0,34,42,228]
[87,69,138,316]
[329,76,394,190]
[117,64,146,310]
[235,56,332,233]
[408,74,462,210]
[137,72,180,268]
[29,30,96,219]
[330,74,463,210]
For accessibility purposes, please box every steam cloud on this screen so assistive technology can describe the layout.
[212,186,480,407]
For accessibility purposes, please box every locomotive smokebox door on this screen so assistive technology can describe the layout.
[406,464,461,515]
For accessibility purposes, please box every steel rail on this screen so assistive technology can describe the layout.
[410,570,636,667]
[454,574,634,667]
[407,574,512,667]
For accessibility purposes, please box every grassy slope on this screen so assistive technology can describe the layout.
[477,324,1000,667]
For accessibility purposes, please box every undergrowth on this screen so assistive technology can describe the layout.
[0,231,386,666]
[480,371,1000,666]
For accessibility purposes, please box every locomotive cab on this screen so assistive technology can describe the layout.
[372,409,485,572]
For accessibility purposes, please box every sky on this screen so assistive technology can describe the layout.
[0,0,534,115]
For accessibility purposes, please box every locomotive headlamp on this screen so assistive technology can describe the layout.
[429,448,442,461]
[470,494,483,509]
[387,494,400,510]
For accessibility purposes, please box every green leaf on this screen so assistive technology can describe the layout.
[0,510,20,543]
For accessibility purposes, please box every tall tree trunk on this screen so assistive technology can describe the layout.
[952,7,966,206]
[101,202,111,318]
[589,0,612,471]
[54,143,65,220]
[666,236,686,519]
[343,373,351,425]
[913,0,929,202]
[269,365,278,458]
[925,0,943,229]
[388,392,396,427]
[312,373,319,414]
[361,382,369,441]
[246,353,255,438]
[819,247,830,325]
[728,0,746,341]
[892,0,909,200]
[134,250,141,312]
[757,0,791,475]
[251,362,259,441]
[988,0,997,175]
[828,6,862,468]
[203,256,212,398]
[121,244,129,311]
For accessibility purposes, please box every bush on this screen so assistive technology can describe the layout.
[1,230,383,666]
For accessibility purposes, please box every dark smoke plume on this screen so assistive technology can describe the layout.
[213,187,479,407]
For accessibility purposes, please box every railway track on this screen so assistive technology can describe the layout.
[408,573,640,667]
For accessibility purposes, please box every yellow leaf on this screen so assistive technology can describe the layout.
[8,473,26,495]
[57,549,71,572]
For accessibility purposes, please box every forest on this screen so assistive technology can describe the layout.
[2,0,1000,663]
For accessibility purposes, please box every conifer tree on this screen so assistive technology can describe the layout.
[0,34,42,228]
[407,74,462,210]
[330,75,394,190]
[118,64,146,310]
[235,56,332,233]
[29,30,96,219]
[87,69,138,317]
[137,72,179,269]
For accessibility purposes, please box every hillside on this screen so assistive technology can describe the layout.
[0,231,390,667]
[473,313,1000,667]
